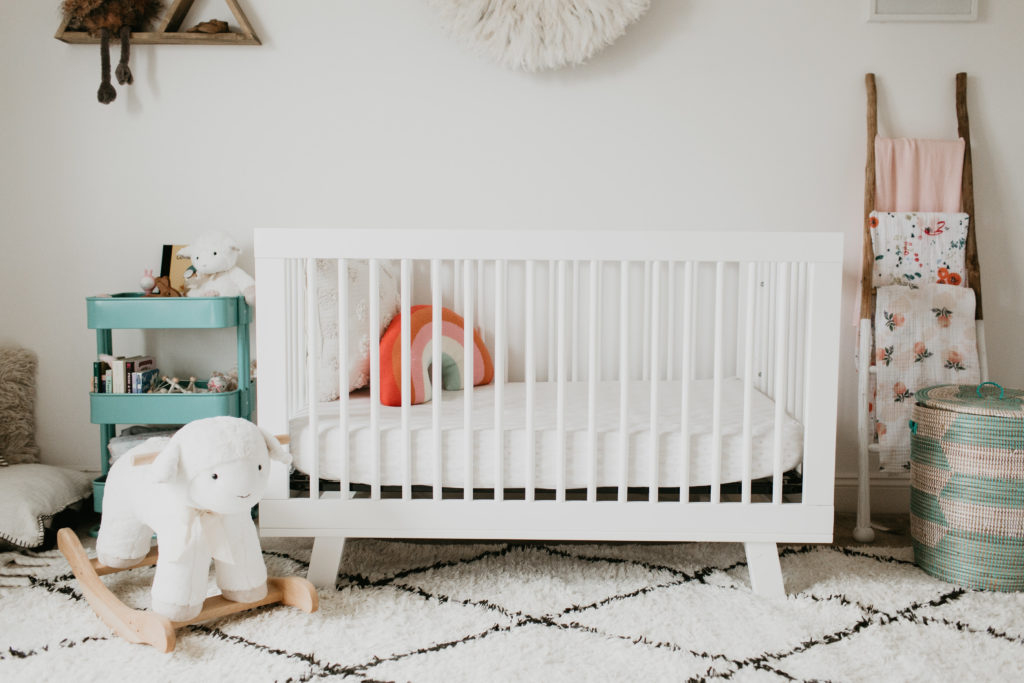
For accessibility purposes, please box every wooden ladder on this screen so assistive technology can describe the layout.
[854,72,987,543]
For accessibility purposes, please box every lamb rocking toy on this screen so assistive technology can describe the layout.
[58,417,317,653]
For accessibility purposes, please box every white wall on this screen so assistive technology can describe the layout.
[1,1,1022,507]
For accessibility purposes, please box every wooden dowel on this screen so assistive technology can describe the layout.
[400,259,412,500]
[305,259,320,500]
[957,72,983,319]
[525,261,536,502]
[494,260,506,501]
[860,73,879,321]
[369,260,381,500]
[556,260,568,502]
[618,260,630,502]
[338,259,350,498]
[463,260,474,499]
[431,260,443,500]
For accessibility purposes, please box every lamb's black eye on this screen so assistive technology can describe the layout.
[258,464,263,471]
[211,473,219,480]
[213,251,218,256]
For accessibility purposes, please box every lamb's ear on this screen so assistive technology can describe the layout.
[177,245,194,258]
[150,440,183,484]
[258,425,292,466]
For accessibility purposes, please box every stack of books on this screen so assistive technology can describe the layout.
[92,355,160,394]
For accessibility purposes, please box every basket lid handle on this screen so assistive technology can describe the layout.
[976,381,1005,399]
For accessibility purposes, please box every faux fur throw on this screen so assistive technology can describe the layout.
[0,347,41,466]
[427,0,651,72]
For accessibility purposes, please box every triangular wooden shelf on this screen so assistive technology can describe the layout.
[55,0,260,45]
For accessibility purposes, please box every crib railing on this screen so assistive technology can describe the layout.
[255,229,842,540]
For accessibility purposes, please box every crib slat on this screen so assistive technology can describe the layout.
[525,261,536,502]
[618,260,630,502]
[742,263,756,504]
[787,264,799,417]
[463,260,474,499]
[548,260,556,383]
[337,259,350,500]
[757,264,767,393]
[556,260,568,502]
[666,262,675,382]
[305,259,320,501]
[572,260,581,382]
[494,260,506,501]
[767,263,777,396]
[795,263,808,421]
[477,259,485,339]
[431,260,442,500]
[587,260,599,503]
[400,259,412,500]
[649,261,661,503]
[772,263,790,504]
[711,262,725,504]
[453,259,462,313]
[369,259,381,500]
[679,261,693,503]
[642,261,652,381]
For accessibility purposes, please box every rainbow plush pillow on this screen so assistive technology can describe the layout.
[379,306,493,406]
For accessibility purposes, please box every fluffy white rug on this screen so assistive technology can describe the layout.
[2,538,1023,681]
[427,0,650,72]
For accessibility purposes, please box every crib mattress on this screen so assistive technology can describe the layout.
[289,378,804,490]
[289,378,803,490]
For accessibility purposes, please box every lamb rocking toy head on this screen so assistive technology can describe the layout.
[61,0,163,104]
[95,416,292,622]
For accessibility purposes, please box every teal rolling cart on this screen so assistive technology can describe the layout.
[87,294,253,512]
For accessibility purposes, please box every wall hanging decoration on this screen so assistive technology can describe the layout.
[60,0,164,104]
[426,0,650,72]
[57,0,260,48]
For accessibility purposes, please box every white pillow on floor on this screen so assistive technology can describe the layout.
[0,464,93,548]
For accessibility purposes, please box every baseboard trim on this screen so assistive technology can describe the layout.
[834,475,910,514]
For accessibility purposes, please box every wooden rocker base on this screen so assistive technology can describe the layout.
[57,527,318,653]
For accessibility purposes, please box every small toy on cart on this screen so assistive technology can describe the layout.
[57,416,316,652]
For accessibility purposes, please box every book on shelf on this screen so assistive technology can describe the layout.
[132,367,161,394]
[95,355,157,394]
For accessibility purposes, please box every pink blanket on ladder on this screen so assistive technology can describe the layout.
[875,137,965,212]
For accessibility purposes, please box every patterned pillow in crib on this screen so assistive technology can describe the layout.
[314,259,401,402]
[870,211,969,288]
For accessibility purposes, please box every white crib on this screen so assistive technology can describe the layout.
[254,228,843,597]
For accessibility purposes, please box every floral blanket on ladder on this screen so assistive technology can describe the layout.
[874,284,979,471]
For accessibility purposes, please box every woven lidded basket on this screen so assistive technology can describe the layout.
[910,382,1024,591]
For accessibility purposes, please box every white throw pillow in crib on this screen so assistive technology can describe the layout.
[315,259,400,401]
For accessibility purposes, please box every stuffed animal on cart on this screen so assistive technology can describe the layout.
[95,416,291,621]
[178,231,256,306]
[61,0,163,104]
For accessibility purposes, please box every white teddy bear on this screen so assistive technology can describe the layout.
[96,416,291,622]
[179,231,256,306]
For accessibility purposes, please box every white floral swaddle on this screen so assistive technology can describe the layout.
[873,284,979,471]
[870,211,969,288]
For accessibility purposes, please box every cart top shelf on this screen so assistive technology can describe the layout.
[87,294,252,330]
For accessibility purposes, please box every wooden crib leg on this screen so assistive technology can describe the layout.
[743,542,785,598]
[307,536,345,588]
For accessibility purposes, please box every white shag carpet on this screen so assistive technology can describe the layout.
[2,538,1024,682]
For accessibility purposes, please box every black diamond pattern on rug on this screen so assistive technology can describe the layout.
[2,540,1023,682]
